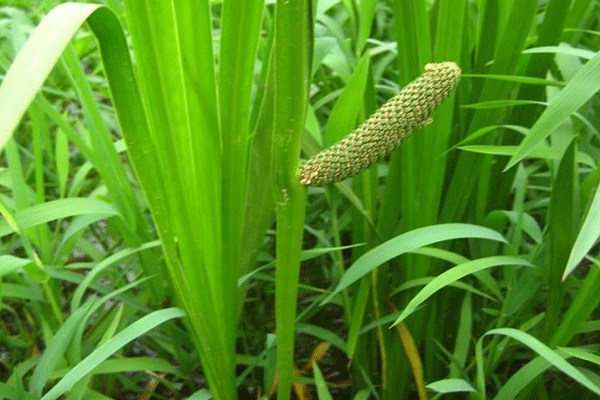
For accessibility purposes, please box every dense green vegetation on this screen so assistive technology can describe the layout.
[1,0,599,399]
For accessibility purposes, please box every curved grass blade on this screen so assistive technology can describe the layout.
[40,308,184,400]
[324,52,371,146]
[563,184,600,279]
[297,323,347,353]
[427,378,475,394]
[391,277,496,301]
[51,357,180,379]
[393,256,530,325]
[483,328,600,396]
[522,45,596,59]
[0,1,164,294]
[70,240,160,309]
[505,50,600,170]
[463,73,565,87]
[558,346,600,367]
[1,284,44,301]
[0,3,101,151]
[323,223,506,303]
[492,357,550,400]
[0,255,34,277]
[312,362,334,400]
[29,303,93,397]
[460,145,595,166]
[0,198,121,238]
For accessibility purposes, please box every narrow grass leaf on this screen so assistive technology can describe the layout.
[357,0,377,53]
[440,0,539,224]
[545,139,577,336]
[553,260,600,347]
[449,125,527,152]
[505,50,600,170]
[393,256,530,325]
[54,128,69,198]
[312,362,334,400]
[30,303,93,396]
[392,318,427,400]
[450,294,473,378]
[391,277,495,301]
[312,37,336,78]
[71,240,160,309]
[1,284,44,301]
[187,389,212,400]
[523,45,596,60]
[408,247,469,265]
[484,328,600,395]
[475,336,485,399]
[70,277,154,362]
[463,73,565,86]
[427,379,476,393]
[297,323,347,353]
[40,308,184,400]
[563,183,600,279]
[558,346,600,367]
[0,198,120,237]
[352,390,371,400]
[346,277,370,360]
[0,3,100,151]
[460,145,595,166]
[98,304,124,348]
[492,357,551,400]
[462,100,546,109]
[0,255,33,276]
[239,244,360,286]
[505,211,544,244]
[324,53,370,146]
[218,0,264,320]
[34,95,93,162]
[324,224,506,302]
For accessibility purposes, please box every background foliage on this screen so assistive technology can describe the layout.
[1,0,600,399]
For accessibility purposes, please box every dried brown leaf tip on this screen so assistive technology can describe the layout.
[298,61,461,186]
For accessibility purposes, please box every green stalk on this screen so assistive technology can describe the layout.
[273,1,311,398]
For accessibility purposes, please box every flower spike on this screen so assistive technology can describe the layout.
[299,62,461,186]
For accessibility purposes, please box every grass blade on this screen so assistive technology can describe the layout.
[29,303,92,397]
[393,256,530,325]
[484,328,600,395]
[545,139,577,337]
[325,224,506,301]
[427,379,476,394]
[313,362,334,400]
[505,50,600,170]
[218,0,264,312]
[40,308,184,400]
[0,3,101,151]
[0,198,120,237]
[563,184,600,279]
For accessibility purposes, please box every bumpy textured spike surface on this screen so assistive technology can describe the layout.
[298,62,461,186]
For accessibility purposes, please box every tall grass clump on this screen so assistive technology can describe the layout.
[1,0,600,399]
[0,1,309,398]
